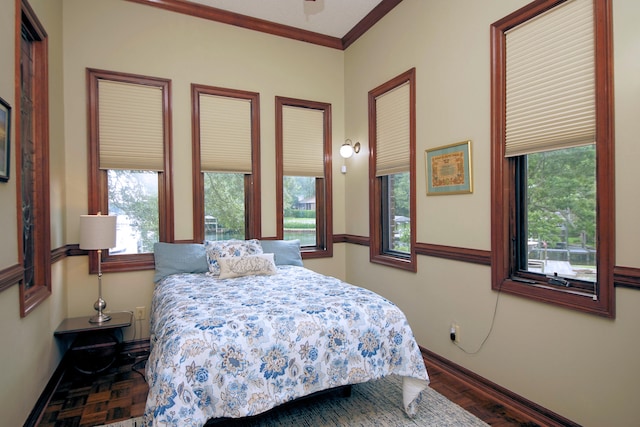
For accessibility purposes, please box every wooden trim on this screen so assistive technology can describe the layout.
[489,0,615,318]
[614,266,640,290]
[275,98,283,241]
[36,242,640,292]
[0,245,67,294]
[275,96,333,258]
[86,69,174,273]
[50,246,67,264]
[340,237,640,287]
[421,346,580,427]
[368,68,417,272]
[23,349,69,427]
[0,264,23,293]
[20,241,640,289]
[121,338,151,355]
[334,234,370,246]
[190,84,262,242]
[126,0,342,49]
[18,0,52,318]
[125,0,403,51]
[342,0,403,49]
[415,242,491,266]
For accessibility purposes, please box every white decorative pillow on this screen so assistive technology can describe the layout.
[204,239,263,276]
[217,253,277,279]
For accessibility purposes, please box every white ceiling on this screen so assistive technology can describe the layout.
[183,0,383,38]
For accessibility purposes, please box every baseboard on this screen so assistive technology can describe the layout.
[420,346,580,427]
[122,338,151,355]
[23,351,70,427]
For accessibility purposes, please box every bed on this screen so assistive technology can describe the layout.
[144,240,429,426]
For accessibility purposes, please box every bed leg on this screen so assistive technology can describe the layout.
[340,385,352,398]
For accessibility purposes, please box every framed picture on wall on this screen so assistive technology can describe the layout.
[425,140,473,195]
[0,97,10,182]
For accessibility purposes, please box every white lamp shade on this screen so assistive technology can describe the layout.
[340,142,354,158]
[79,214,117,250]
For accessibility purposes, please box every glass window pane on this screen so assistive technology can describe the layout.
[386,172,410,254]
[283,176,316,246]
[524,145,597,282]
[204,172,245,241]
[107,170,159,254]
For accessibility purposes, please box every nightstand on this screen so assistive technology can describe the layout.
[54,311,133,374]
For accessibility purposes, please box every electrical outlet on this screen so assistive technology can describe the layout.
[135,306,145,320]
[450,322,460,343]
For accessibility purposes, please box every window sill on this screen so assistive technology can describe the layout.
[370,252,416,272]
[494,277,613,318]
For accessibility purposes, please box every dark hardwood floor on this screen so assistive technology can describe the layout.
[37,344,540,427]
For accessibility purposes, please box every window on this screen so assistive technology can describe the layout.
[18,0,51,316]
[276,97,332,258]
[368,69,416,271]
[490,0,614,317]
[192,85,261,241]
[87,69,174,272]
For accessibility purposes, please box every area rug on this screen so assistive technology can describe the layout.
[98,375,488,427]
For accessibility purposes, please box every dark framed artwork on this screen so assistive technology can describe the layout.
[0,96,10,182]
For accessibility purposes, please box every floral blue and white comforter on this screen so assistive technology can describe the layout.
[144,266,429,427]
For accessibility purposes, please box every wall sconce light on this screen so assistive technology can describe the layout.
[340,139,361,159]
[340,139,361,174]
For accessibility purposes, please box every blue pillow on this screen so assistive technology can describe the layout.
[153,242,209,283]
[259,239,303,266]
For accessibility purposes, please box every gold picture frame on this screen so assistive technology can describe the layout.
[425,140,472,195]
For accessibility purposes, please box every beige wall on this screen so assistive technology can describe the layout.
[60,0,348,332]
[0,1,67,426]
[344,1,640,426]
[1,0,348,424]
[0,0,17,265]
[1,0,639,425]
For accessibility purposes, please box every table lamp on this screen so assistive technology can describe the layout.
[80,213,117,323]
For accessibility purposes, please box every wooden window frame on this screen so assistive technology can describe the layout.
[490,0,615,317]
[368,68,417,272]
[191,84,261,242]
[275,96,333,259]
[16,0,51,317]
[86,68,174,273]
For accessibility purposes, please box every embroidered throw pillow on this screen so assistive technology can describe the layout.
[217,253,277,279]
[204,239,263,276]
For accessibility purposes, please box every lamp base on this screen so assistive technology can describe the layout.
[89,296,110,323]
[89,312,112,323]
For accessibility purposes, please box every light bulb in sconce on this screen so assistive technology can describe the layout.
[340,140,354,158]
[340,139,361,159]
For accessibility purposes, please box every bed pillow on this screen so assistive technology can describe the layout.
[153,242,209,283]
[258,239,303,266]
[204,239,263,276]
[217,253,277,279]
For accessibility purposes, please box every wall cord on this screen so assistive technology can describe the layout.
[454,283,502,355]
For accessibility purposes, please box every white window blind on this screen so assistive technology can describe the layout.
[199,94,252,173]
[375,82,410,176]
[98,80,164,171]
[505,0,595,157]
[282,106,324,177]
